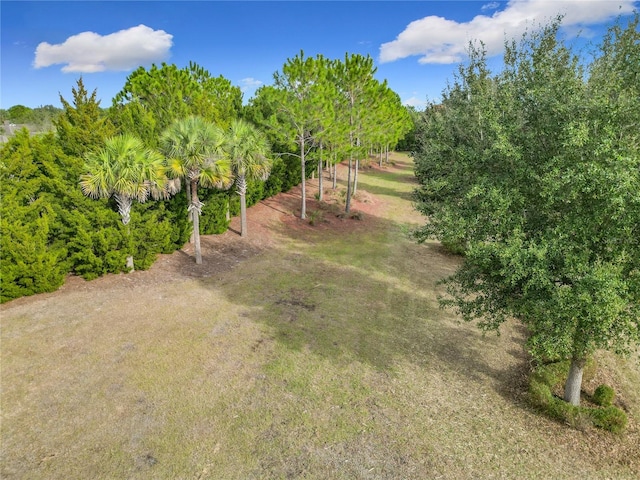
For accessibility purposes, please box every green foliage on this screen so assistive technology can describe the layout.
[593,384,615,407]
[0,209,66,302]
[110,62,242,146]
[307,209,325,226]
[0,131,67,301]
[199,189,231,235]
[0,122,187,300]
[589,406,628,434]
[129,203,175,269]
[6,105,33,123]
[263,157,285,197]
[529,362,628,433]
[54,77,115,157]
[413,16,640,401]
[163,193,192,248]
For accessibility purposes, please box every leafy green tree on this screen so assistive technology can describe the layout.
[413,17,640,407]
[54,77,115,157]
[6,105,33,124]
[161,116,232,264]
[223,119,271,237]
[80,134,176,271]
[396,106,421,152]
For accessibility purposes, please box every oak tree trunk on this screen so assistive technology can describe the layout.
[564,357,585,406]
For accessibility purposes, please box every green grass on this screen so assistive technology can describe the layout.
[2,152,639,479]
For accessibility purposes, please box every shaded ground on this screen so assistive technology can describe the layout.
[2,153,639,479]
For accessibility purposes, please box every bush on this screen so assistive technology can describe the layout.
[199,189,231,235]
[529,362,628,433]
[593,384,615,407]
[308,210,324,226]
[589,406,628,434]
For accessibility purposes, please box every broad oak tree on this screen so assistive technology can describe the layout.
[413,16,640,406]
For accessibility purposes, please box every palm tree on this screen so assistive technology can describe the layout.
[224,119,272,237]
[161,116,232,264]
[80,134,176,271]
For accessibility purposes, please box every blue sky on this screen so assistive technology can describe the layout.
[1,1,637,110]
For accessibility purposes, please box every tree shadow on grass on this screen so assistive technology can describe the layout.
[353,179,415,202]
[199,238,531,407]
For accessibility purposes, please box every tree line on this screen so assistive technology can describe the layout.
[412,15,639,419]
[1,53,413,302]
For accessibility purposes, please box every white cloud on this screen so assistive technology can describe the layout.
[239,77,263,92]
[379,0,637,64]
[482,2,501,12]
[34,24,172,73]
[403,96,428,108]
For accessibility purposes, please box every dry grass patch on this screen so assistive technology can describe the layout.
[1,152,639,479]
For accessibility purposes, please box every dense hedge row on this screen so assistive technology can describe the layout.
[0,131,305,303]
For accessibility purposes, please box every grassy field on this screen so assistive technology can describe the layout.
[2,153,639,479]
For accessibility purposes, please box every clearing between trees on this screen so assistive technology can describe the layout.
[1,153,639,479]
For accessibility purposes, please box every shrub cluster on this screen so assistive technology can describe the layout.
[0,130,304,303]
[528,361,628,434]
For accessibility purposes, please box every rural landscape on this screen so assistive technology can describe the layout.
[1,13,639,480]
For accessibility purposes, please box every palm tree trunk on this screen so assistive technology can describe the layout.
[125,222,135,272]
[186,180,194,244]
[238,174,248,237]
[115,193,135,271]
[190,180,202,264]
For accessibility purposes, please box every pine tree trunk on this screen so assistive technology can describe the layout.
[564,357,585,406]
[346,156,353,213]
[300,135,306,219]
[332,153,337,189]
[318,158,323,202]
[353,157,359,196]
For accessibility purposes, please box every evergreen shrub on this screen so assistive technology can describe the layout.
[593,384,615,407]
